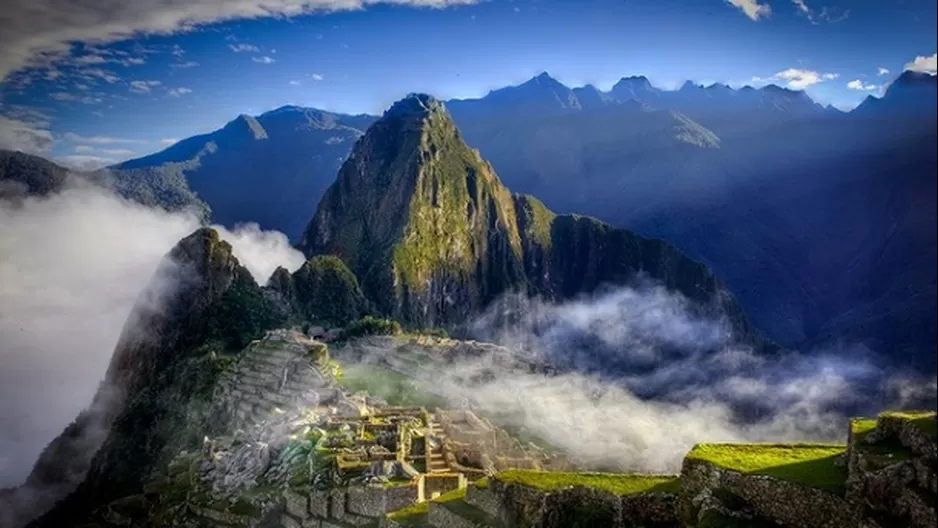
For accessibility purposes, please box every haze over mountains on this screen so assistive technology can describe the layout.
[10,70,926,367]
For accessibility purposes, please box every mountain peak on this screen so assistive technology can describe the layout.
[224,113,268,140]
[679,80,699,91]
[384,93,444,119]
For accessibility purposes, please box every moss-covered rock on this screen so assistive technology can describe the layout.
[290,255,369,326]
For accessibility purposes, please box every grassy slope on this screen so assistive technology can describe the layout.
[337,363,446,409]
[495,469,680,495]
[687,443,847,494]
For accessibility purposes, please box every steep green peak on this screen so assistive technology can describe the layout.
[300,93,527,325]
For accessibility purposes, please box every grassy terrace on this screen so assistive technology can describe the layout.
[881,410,937,438]
[386,487,468,526]
[337,363,446,409]
[687,443,848,494]
[494,469,680,495]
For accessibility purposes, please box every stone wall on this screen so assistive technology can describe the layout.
[846,415,937,528]
[678,457,865,528]
[422,473,465,499]
[281,485,418,528]
[485,477,680,528]
[427,502,482,528]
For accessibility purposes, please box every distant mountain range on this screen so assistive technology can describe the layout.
[3,71,934,368]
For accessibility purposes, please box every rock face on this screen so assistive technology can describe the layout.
[299,94,763,346]
[24,228,288,527]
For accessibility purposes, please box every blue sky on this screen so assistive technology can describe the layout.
[0,0,935,169]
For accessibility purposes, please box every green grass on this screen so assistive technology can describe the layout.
[385,487,467,526]
[337,363,446,409]
[851,418,878,440]
[687,443,847,494]
[495,469,679,496]
[881,410,937,438]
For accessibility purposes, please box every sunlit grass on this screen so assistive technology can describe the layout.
[687,443,847,494]
[495,469,680,495]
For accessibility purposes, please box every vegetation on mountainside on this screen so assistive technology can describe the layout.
[514,193,556,249]
[199,266,289,351]
[291,255,368,326]
[341,315,402,339]
[391,100,523,293]
[687,443,848,494]
[495,469,680,495]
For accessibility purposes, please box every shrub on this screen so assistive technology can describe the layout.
[340,316,402,340]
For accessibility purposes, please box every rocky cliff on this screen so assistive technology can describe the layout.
[299,94,762,346]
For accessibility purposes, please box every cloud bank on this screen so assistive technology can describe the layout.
[904,53,937,75]
[0,180,304,488]
[0,0,480,82]
[362,285,937,472]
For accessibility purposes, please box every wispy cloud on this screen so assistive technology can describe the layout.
[0,1,480,82]
[159,138,179,146]
[229,43,260,53]
[288,80,301,85]
[168,87,192,97]
[311,73,324,81]
[0,115,53,154]
[169,61,200,69]
[62,132,146,145]
[128,79,160,93]
[877,67,890,76]
[726,0,772,20]
[252,56,276,64]
[752,68,839,89]
[55,154,118,171]
[847,79,879,91]
[791,0,849,24]
[49,92,104,104]
[904,53,937,75]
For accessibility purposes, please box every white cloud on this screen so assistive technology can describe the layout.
[0,0,480,82]
[0,182,304,497]
[791,1,848,24]
[878,67,890,76]
[62,132,146,145]
[169,61,200,68]
[168,87,192,97]
[49,92,104,104]
[752,68,839,89]
[55,155,119,171]
[0,116,54,154]
[229,43,260,53]
[252,56,276,64]
[159,138,179,146]
[904,53,937,75]
[288,80,301,85]
[311,73,324,81]
[726,0,771,20]
[847,79,879,91]
[128,79,161,93]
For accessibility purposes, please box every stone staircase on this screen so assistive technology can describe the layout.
[427,420,449,473]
